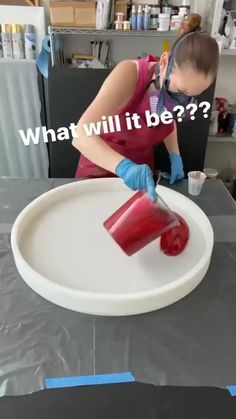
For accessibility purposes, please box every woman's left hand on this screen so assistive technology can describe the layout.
[162,152,185,185]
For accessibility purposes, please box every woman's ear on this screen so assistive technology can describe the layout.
[159,52,170,84]
[159,52,170,74]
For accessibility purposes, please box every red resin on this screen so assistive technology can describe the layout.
[104,191,177,256]
[160,213,190,256]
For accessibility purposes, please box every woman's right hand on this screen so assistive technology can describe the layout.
[115,158,157,202]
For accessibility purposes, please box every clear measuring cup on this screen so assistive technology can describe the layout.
[188,171,206,196]
[103,190,179,256]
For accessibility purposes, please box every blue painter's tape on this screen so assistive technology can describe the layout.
[226,386,236,396]
[45,372,135,389]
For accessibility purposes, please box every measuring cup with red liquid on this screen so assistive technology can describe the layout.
[103,190,182,256]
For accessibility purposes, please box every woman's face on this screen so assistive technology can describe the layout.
[159,52,214,97]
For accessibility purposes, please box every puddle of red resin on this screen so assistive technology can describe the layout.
[160,213,190,256]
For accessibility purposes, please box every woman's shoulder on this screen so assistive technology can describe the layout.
[89,56,158,113]
[115,55,158,73]
[105,60,138,100]
[110,60,138,84]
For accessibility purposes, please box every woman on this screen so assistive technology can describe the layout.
[72,16,219,202]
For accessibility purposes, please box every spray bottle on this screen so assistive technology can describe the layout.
[131,4,137,30]
[24,24,36,60]
[0,35,3,58]
[0,25,3,58]
[233,118,236,138]
[12,24,24,59]
[2,24,13,59]
[137,5,143,30]
[144,5,150,30]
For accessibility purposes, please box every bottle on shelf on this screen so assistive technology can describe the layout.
[179,0,190,18]
[230,19,236,49]
[161,0,168,10]
[161,0,171,14]
[149,5,160,30]
[0,26,3,58]
[115,12,124,23]
[232,119,236,138]
[137,5,143,30]
[114,21,123,30]
[218,108,231,133]
[158,13,171,32]
[127,0,132,24]
[123,21,131,30]
[170,14,183,31]
[144,5,150,31]
[24,25,36,60]
[1,24,13,59]
[171,6,179,17]
[130,4,137,30]
[209,110,219,136]
[229,103,236,135]
[12,24,24,59]
[162,5,172,15]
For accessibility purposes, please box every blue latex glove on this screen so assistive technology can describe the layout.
[162,153,185,185]
[115,158,157,202]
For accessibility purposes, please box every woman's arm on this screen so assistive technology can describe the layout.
[72,60,138,174]
[163,122,180,155]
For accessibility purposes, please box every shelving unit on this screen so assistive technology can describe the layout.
[49,26,177,67]
[0,58,35,63]
[221,49,236,56]
[205,134,236,189]
[49,27,177,38]
[208,134,236,143]
[25,0,39,5]
[0,0,39,5]
[205,2,236,193]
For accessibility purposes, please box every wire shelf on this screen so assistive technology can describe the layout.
[50,26,177,37]
[221,49,236,56]
[208,134,236,143]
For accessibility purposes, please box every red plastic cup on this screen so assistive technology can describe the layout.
[103,190,178,256]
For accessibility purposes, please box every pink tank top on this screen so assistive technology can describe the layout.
[75,54,174,178]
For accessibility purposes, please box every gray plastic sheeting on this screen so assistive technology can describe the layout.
[0,178,236,396]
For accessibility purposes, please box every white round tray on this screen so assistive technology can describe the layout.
[11,178,214,316]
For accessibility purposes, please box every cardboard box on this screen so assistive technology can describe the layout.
[50,1,96,28]
[114,0,127,21]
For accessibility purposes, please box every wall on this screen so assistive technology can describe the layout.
[215,56,236,103]
[0,4,45,54]
[205,56,236,180]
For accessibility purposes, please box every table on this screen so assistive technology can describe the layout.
[0,178,236,397]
